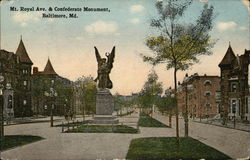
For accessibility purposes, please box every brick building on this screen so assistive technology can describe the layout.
[177,73,220,119]
[0,38,33,118]
[218,44,250,121]
[32,58,73,116]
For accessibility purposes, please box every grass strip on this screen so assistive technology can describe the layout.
[126,137,231,160]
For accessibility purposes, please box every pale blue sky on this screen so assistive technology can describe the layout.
[0,0,249,95]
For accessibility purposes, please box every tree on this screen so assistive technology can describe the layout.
[114,93,133,116]
[142,0,215,139]
[32,76,73,116]
[138,70,163,116]
[54,78,74,116]
[76,76,97,117]
[155,96,176,127]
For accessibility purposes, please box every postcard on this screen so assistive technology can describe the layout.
[0,0,249,159]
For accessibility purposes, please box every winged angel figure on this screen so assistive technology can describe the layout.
[94,46,115,89]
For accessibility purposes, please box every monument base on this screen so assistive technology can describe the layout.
[93,89,119,124]
[92,115,119,124]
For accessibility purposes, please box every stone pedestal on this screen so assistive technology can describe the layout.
[93,89,118,124]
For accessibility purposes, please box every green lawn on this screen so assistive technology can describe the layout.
[55,120,91,127]
[126,137,231,160]
[65,124,139,134]
[0,135,44,151]
[138,113,169,127]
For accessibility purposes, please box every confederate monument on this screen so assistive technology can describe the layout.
[93,46,118,124]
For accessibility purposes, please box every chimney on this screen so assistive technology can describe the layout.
[33,67,39,75]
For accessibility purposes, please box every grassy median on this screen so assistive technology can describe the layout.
[126,137,230,160]
[0,135,44,151]
[138,113,169,127]
[65,125,139,134]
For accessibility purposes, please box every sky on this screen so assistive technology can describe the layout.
[0,0,249,95]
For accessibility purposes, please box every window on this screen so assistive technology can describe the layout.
[23,100,27,105]
[231,83,237,92]
[231,100,237,113]
[188,95,192,100]
[204,80,212,86]
[23,69,28,74]
[221,85,224,92]
[205,103,211,110]
[204,91,211,96]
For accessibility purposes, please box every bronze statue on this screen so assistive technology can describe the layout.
[94,46,115,89]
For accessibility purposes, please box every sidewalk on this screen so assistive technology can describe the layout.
[2,111,175,160]
[192,118,250,132]
[4,116,65,126]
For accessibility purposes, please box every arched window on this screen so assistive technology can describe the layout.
[204,91,211,96]
[204,80,212,86]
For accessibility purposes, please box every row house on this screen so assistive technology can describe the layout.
[0,38,33,118]
[218,44,250,121]
[32,58,73,116]
[177,73,220,119]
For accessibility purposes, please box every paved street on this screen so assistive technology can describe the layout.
[1,112,174,160]
[1,112,250,159]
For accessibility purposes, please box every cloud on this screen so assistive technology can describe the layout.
[21,22,27,27]
[239,26,248,30]
[194,0,208,2]
[75,36,84,40]
[84,20,118,35]
[8,1,15,5]
[47,18,54,23]
[0,0,14,6]
[199,0,208,2]
[12,12,41,26]
[129,18,140,24]
[216,21,237,31]
[130,5,144,13]
[241,0,250,12]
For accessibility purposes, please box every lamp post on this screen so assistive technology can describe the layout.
[0,75,4,138]
[182,73,194,137]
[44,80,57,127]
[64,98,68,119]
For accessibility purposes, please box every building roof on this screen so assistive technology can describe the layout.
[43,58,57,75]
[15,38,33,64]
[219,44,236,67]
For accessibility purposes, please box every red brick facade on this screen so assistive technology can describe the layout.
[177,74,220,119]
[219,45,250,121]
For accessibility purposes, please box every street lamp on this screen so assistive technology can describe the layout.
[64,98,68,119]
[182,73,194,137]
[0,75,4,138]
[44,80,57,127]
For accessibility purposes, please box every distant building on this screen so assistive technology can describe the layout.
[218,44,250,121]
[32,58,73,116]
[0,38,33,118]
[177,73,220,118]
